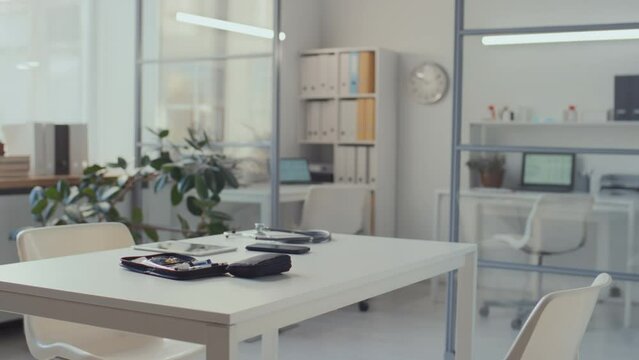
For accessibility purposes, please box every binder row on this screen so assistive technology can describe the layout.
[335,146,376,185]
[305,101,337,142]
[340,51,375,95]
[340,99,376,142]
[300,54,337,97]
[300,51,376,97]
[304,99,376,142]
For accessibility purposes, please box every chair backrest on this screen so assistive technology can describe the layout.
[504,273,612,360]
[16,223,145,356]
[17,222,134,261]
[300,185,370,234]
[524,194,593,254]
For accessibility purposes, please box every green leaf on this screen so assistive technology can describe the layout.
[207,222,227,235]
[132,207,143,224]
[144,227,159,241]
[177,174,194,194]
[194,174,208,199]
[44,187,62,201]
[56,180,69,198]
[214,171,225,193]
[186,196,203,216]
[204,169,217,194]
[29,186,45,206]
[106,207,121,221]
[169,166,182,181]
[158,129,169,138]
[140,155,151,166]
[100,186,120,201]
[117,157,128,169]
[83,164,105,175]
[170,184,183,206]
[177,214,190,236]
[42,202,58,221]
[221,166,239,188]
[154,174,168,193]
[64,186,80,205]
[31,198,48,215]
[185,138,201,150]
[149,151,172,170]
[81,187,96,201]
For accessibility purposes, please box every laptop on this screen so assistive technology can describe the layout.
[279,158,313,184]
[520,152,575,192]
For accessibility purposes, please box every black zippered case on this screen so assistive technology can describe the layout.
[120,253,228,280]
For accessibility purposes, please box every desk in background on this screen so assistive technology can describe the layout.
[0,234,477,360]
[434,188,635,327]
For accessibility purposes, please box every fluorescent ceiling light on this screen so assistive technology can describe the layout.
[176,12,285,40]
[482,29,639,46]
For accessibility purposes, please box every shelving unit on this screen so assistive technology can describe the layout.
[298,47,397,236]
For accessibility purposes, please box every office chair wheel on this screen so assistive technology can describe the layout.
[358,301,370,312]
[479,304,490,317]
[511,317,524,330]
[609,286,621,298]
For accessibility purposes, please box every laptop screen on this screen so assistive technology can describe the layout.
[280,158,312,184]
[521,153,575,190]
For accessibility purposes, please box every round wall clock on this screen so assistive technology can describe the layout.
[408,62,449,104]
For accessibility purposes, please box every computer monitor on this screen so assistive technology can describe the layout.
[279,158,312,184]
[521,153,575,192]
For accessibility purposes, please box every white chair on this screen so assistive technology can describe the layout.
[300,185,371,311]
[504,273,611,360]
[300,185,371,234]
[17,223,204,360]
[480,194,594,329]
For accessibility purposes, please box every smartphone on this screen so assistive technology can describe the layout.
[246,243,310,255]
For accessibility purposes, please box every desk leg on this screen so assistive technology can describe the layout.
[206,325,238,360]
[455,252,477,360]
[261,328,279,360]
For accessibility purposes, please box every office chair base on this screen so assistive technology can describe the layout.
[479,299,536,330]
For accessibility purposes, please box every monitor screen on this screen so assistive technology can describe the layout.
[522,153,575,190]
[279,158,311,183]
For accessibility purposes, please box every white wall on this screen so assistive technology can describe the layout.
[317,0,639,241]
[319,0,454,240]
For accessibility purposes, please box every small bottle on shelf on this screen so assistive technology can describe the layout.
[563,105,578,123]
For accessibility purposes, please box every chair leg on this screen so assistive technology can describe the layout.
[358,300,370,312]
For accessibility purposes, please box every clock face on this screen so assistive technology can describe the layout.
[409,62,449,104]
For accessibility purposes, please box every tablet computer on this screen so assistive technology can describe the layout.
[134,241,237,256]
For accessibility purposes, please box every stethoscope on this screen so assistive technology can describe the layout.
[224,223,331,244]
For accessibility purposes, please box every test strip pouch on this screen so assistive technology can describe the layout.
[226,254,292,278]
[120,253,228,280]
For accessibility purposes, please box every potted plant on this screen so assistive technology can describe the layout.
[28,128,239,242]
[466,154,506,188]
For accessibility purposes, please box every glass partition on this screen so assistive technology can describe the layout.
[138,0,276,239]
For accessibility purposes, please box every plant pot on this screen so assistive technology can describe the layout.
[480,170,504,188]
[0,143,4,156]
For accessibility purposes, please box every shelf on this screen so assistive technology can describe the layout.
[300,95,335,100]
[138,52,272,65]
[338,140,376,146]
[469,121,639,127]
[298,140,335,145]
[339,93,376,99]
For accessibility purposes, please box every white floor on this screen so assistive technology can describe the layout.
[1,281,638,360]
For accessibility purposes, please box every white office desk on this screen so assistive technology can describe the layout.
[0,234,477,360]
[434,188,635,327]
[220,183,372,224]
